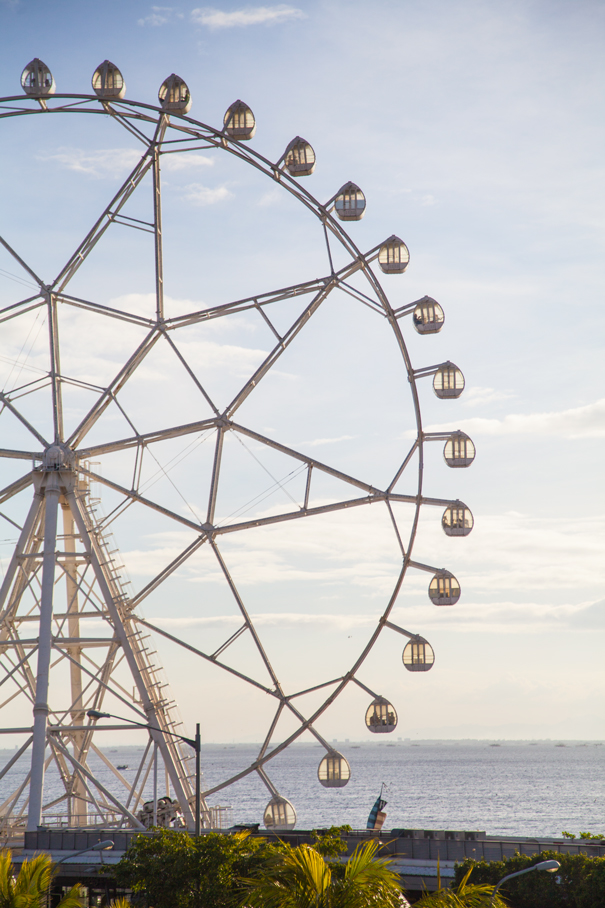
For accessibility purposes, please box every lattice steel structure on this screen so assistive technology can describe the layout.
[0,60,475,836]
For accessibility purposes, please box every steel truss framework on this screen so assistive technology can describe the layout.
[0,82,474,836]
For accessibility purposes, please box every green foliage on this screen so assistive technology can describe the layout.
[113,829,282,908]
[412,867,508,907]
[243,839,403,908]
[454,851,605,908]
[0,851,82,908]
[562,831,604,841]
[311,827,352,859]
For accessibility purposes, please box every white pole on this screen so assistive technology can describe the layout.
[28,472,61,831]
[153,742,158,826]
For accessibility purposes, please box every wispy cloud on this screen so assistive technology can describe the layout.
[152,612,377,630]
[162,153,214,172]
[39,148,142,178]
[138,5,184,26]
[180,183,233,205]
[191,5,305,29]
[419,398,605,439]
[296,435,356,447]
[133,598,605,636]
[38,148,213,179]
[462,386,516,408]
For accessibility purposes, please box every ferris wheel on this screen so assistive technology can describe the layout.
[0,59,476,836]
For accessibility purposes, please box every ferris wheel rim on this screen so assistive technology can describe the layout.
[0,82,467,829]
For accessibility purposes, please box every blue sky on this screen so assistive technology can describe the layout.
[0,0,604,752]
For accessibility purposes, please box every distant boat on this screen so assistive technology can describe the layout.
[555,744,565,748]
[490,744,501,747]
[117,764,129,769]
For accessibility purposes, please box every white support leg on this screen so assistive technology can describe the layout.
[28,472,61,831]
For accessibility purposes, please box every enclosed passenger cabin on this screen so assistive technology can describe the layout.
[318,751,351,788]
[21,59,55,97]
[433,363,465,399]
[223,100,256,140]
[333,182,366,221]
[442,503,474,537]
[443,431,476,468]
[263,795,297,830]
[92,61,126,99]
[429,570,461,605]
[413,296,444,334]
[378,236,410,274]
[402,638,434,672]
[158,74,192,114]
[283,137,316,176]
[365,697,398,733]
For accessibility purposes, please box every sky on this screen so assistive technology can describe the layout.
[0,0,603,781]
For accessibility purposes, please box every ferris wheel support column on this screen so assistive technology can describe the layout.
[61,500,87,825]
[27,470,61,831]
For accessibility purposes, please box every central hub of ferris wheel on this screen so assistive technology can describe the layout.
[0,57,476,837]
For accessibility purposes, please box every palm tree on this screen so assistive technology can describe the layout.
[243,840,405,908]
[0,850,82,908]
[413,868,509,908]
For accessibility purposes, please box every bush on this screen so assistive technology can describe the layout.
[454,851,605,908]
[113,828,281,908]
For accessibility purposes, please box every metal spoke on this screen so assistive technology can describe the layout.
[78,465,204,532]
[225,280,336,418]
[134,616,277,697]
[57,291,155,328]
[51,150,155,294]
[66,328,161,448]
[0,392,49,447]
[0,235,44,288]
[78,416,218,457]
[165,276,328,329]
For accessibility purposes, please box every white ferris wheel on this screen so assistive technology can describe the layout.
[0,59,476,837]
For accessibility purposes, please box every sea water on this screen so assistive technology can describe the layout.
[1,740,603,838]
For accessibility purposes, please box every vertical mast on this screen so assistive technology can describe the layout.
[62,498,87,825]
[28,469,61,830]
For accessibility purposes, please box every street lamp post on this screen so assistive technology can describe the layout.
[490,859,560,905]
[87,710,202,836]
[54,840,115,866]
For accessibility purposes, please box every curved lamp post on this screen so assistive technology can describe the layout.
[55,840,114,866]
[87,710,201,836]
[490,860,560,905]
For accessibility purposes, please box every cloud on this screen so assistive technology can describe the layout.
[39,148,214,179]
[181,183,233,206]
[258,188,284,208]
[391,597,605,635]
[138,5,183,26]
[39,148,143,179]
[567,598,605,630]
[462,386,516,408]
[191,5,305,29]
[151,612,377,630]
[295,435,356,447]
[133,597,605,636]
[162,153,214,172]
[419,398,605,439]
